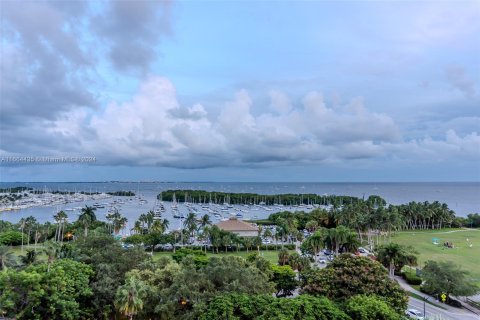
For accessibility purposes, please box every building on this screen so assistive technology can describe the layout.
[215,217,259,237]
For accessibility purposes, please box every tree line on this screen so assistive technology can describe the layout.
[158,189,361,206]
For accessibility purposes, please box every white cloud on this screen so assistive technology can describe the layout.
[2,75,478,169]
[34,76,475,168]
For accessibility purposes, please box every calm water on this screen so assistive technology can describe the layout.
[1,182,478,231]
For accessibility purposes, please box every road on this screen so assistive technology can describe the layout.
[408,296,480,320]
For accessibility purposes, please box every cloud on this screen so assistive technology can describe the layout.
[1,1,95,125]
[387,130,480,162]
[1,74,478,169]
[446,65,477,98]
[269,90,292,114]
[92,0,173,73]
[0,0,175,156]
[5,76,466,169]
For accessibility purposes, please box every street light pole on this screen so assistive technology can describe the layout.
[423,296,429,319]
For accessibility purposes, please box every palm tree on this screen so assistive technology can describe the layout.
[19,218,26,253]
[161,218,169,232]
[138,214,148,231]
[184,212,198,239]
[106,212,115,234]
[78,206,97,237]
[342,230,360,253]
[151,220,164,234]
[221,233,232,253]
[54,210,68,243]
[331,225,351,255]
[43,240,59,272]
[305,220,318,232]
[145,211,155,233]
[23,216,37,248]
[20,249,36,265]
[0,245,16,271]
[242,237,253,253]
[287,252,309,271]
[200,214,212,228]
[376,242,418,278]
[263,229,273,250]
[115,276,147,320]
[253,236,262,253]
[199,226,210,253]
[306,229,324,261]
[111,212,128,234]
[132,221,143,235]
[278,247,290,266]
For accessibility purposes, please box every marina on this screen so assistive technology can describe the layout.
[1,182,478,235]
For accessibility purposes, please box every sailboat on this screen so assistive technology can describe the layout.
[171,193,178,209]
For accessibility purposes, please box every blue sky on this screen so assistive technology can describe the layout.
[0,0,479,182]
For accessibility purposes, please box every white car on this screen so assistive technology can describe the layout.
[358,247,370,254]
[405,309,424,320]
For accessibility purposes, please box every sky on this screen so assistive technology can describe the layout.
[0,0,479,182]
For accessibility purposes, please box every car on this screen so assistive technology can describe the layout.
[358,247,370,254]
[323,249,332,255]
[405,308,424,319]
[318,259,326,264]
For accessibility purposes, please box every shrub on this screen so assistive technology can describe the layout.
[0,230,27,246]
[123,234,145,245]
[172,248,209,267]
[345,295,401,320]
[446,298,463,308]
[404,272,422,285]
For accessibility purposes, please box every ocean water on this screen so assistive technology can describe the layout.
[1,182,478,231]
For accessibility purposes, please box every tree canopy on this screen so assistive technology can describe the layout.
[300,254,408,314]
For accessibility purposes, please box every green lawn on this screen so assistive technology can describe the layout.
[8,244,292,266]
[391,228,480,285]
[153,249,294,265]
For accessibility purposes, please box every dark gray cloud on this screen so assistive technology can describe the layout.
[1,0,95,131]
[92,0,172,73]
[0,0,174,157]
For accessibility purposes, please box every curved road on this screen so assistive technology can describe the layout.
[408,296,479,320]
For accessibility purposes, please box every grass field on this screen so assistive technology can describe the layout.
[391,228,480,285]
[153,249,293,265]
[8,245,290,266]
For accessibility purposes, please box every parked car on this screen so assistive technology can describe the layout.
[323,249,332,255]
[405,309,424,320]
[159,243,173,250]
[358,247,370,254]
[319,259,326,264]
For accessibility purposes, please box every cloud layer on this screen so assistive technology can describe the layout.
[3,76,474,169]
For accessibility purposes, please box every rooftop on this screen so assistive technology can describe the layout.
[215,217,259,232]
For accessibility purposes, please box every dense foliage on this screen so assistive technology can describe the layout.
[421,260,479,299]
[199,294,351,320]
[0,259,94,320]
[300,254,408,314]
[0,230,27,245]
[159,189,361,206]
[344,295,401,320]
